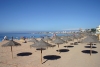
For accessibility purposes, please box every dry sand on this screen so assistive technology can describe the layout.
[0,38,100,67]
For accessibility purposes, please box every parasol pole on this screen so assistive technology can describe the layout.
[41,48,42,64]
[11,36,13,58]
[90,42,92,56]
[73,38,74,43]
[11,46,13,58]
[57,43,59,48]
[66,40,68,44]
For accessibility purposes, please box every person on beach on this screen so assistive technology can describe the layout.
[54,33,56,37]
[20,36,27,43]
[51,33,56,39]
[2,36,8,41]
[41,36,44,39]
[31,36,35,38]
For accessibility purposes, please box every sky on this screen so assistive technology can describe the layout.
[0,0,100,32]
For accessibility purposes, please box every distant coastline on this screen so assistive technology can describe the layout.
[0,30,80,34]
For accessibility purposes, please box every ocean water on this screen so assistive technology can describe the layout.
[0,33,67,42]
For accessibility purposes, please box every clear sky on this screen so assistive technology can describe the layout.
[0,0,100,32]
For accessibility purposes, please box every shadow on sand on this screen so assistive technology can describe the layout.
[36,48,46,50]
[56,49,69,53]
[43,55,61,64]
[17,52,32,56]
[84,46,97,48]
[78,41,81,43]
[87,44,96,45]
[74,42,78,45]
[64,46,74,48]
[70,43,74,45]
[81,50,98,54]
[50,45,56,48]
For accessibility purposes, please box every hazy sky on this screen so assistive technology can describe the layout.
[0,0,100,32]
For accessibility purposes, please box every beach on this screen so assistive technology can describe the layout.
[0,37,100,67]
[0,0,100,66]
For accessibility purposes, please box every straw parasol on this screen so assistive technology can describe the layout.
[82,36,100,43]
[52,38,65,48]
[67,37,73,41]
[52,35,61,40]
[62,36,68,43]
[72,34,80,42]
[2,37,21,58]
[82,35,100,55]
[28,38,38,43]
[30,39,52,64]
[43,36,52,42]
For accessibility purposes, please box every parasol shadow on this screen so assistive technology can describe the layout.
[87,44,96,45]
[36,48,46,50]
[17,52,32,56]
[70,43,74,45]
[81,50,98,54]
[84,46,97,48]
[43,55,61,64]
[64,46,74,48]
[56,49,69,53]
[51,45,56,47]
[74,42,78,45]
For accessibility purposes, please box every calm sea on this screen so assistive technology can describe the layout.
[0,33,67,42]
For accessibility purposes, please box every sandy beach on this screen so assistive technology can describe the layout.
[0,0,100,67]
[0,38,100,67]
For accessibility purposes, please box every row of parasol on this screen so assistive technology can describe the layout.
[1,32,100,63]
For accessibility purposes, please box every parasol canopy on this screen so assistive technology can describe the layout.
[43,36,52,42]
[2,37,21,58]
[52,38,65,48]
[30,39,52,64]
[28,38,38,43]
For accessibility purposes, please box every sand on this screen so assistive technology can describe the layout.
[0,37,100,67]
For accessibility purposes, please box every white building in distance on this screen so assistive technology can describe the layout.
[96,25,100,34]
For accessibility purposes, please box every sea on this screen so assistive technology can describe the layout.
[0,33,68,42]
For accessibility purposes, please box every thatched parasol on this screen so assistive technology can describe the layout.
[62,36,68,43]
[43,36,52,42]
[82,35,100,55]
[67,37,73,41]
[2,37,21,58]
[52,35,61,40]
[30,39,52,64]
[28,38,38,43]
[52,38,65,48]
